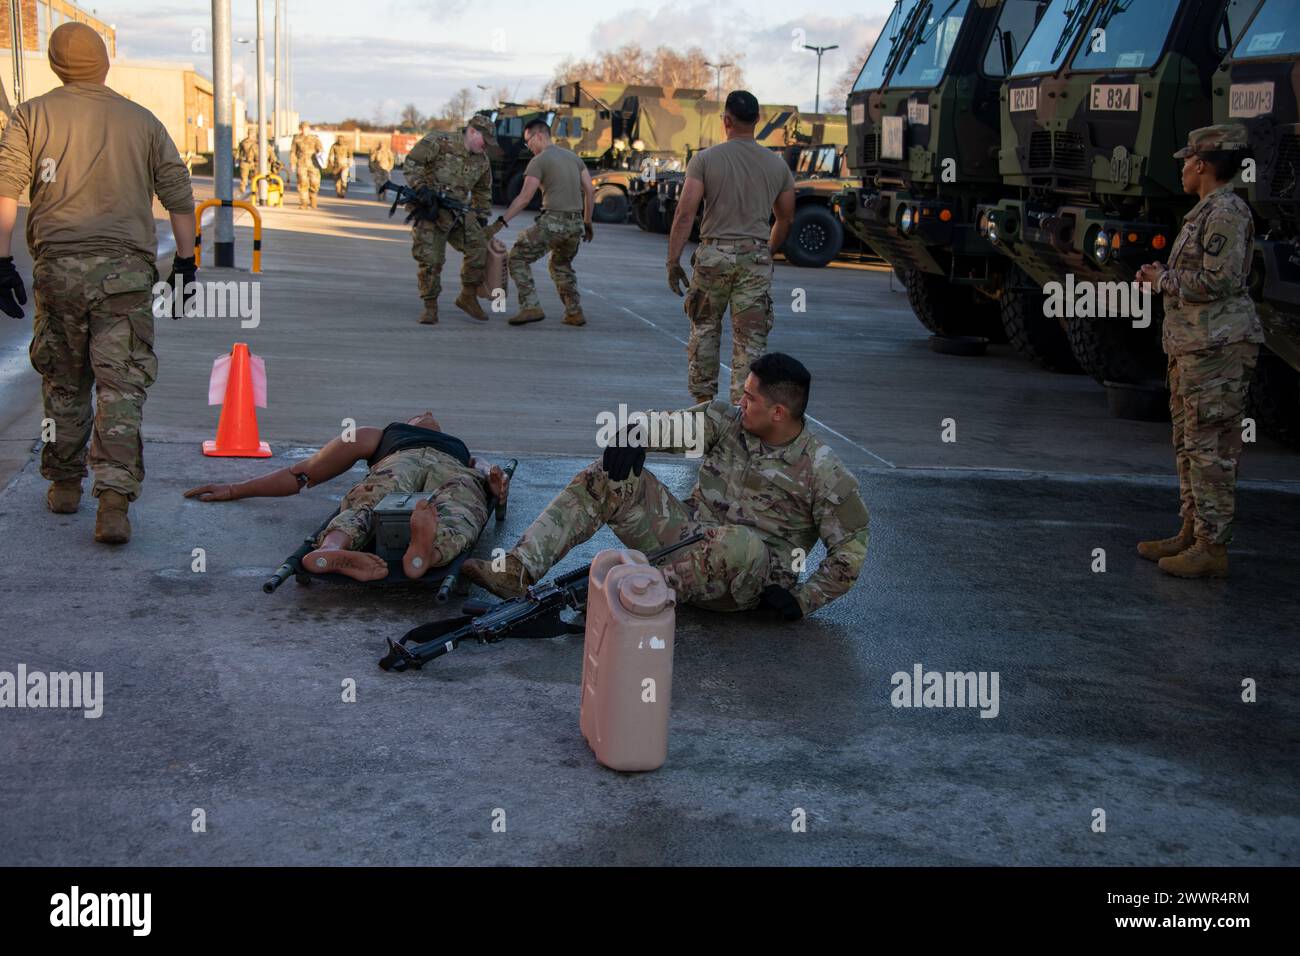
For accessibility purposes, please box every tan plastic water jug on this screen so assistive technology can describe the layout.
[580,549,676,772]
[478,238,508,301]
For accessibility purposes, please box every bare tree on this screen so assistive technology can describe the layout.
[398,103,424,129]
[551,43,747,95]
[827,45,872,113]
[440,88,476,126]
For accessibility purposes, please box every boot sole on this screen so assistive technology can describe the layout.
[455,300,488,321]
[508,315,545,326]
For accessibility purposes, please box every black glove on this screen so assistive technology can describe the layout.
[0,256,27,319]
[758,585,803,621]
[583,222,594,243]
[166,255,198,319]
[601,429,647,482]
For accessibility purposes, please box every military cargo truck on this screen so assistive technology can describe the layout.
[839,0,1055,355]
[973,0,1260,384]
[1214,0,1300,443]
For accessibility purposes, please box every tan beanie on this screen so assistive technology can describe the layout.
[48,22,110,85]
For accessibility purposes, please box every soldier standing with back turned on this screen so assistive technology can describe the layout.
[237,129,258,192]
[369,140,394,199]
[0,23,196,544]
[328,137,352,198]
[402,115,496,326]
[1136,124,1264,579]
[667,90,795,405]
[290,121,323,209]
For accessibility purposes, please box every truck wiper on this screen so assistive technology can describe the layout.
[1092,0,1132,36]
[1050,0,1096,65]
[896,0,964,76]
[884,0,932,80]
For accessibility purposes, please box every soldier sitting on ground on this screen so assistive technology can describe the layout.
[464,353,869,620]
[185,412,511,582]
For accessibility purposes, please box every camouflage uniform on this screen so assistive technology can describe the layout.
[369,142,394,195]
[318,446,490,567]
[686,239,775,403]
[509,401,869,615]
[237,134,258,191]
[1158,127,1265,546]
[289,130,324,207]
[29,255,158,500]
[328,140,351,196]
[402,125,493,307]
[508,211,584,314]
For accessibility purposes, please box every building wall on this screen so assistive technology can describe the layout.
[0,0,116,57]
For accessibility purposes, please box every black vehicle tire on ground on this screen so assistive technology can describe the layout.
[1248,350,1300,447]
[645,200,670,234]
[506,171,541,211]
[968,290,1009,344]
[902,268,983,337]
[1066,313,1165,385]
[593,185,629,224]
[1000,285,1082,373]
[783,204,843,268]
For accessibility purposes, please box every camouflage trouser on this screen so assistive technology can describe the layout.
[511,459,773,611]
[294,163,320,205]
[319,447,489,566]
[507,211,583,314]
[685,239,775,403]
[239,161,255,191]
[28,254,159,501]
[334,163,350,195]
[370,164,391,196]
[1168,341,1259,544]
[411,217,487,305]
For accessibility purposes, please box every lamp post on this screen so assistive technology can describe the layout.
[704,60,733,147]
[804,43,839,114]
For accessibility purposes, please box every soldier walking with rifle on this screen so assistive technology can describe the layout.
[402,115,498,325]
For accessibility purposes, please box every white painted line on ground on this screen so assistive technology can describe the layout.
[583,287,897,468]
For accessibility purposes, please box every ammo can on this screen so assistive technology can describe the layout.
[580,549,676,772]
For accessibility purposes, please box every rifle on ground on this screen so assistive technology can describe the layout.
[378,532,707,671]
[378,180,476,227]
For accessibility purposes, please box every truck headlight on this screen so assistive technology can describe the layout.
[899,205,915,234]
[1093,229,1111,264]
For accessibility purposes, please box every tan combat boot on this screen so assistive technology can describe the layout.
[309,192,319,209]
[462,553,535,599]
[1158,539,1228,579]
[46,479,83,514]
[1137,517,1194,562]
[94,490,131,544]
[562,310,586,327]
[419,302,438,325]
[454,289,488,321]
[507,307,545,326]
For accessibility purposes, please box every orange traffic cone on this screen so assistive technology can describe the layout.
[203,342,272,457]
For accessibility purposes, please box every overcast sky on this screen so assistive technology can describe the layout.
[99,0,895,122]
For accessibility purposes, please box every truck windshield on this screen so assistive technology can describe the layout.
[853,0,923,92]
[1009,0,1092,77]
[1071,0,1180,70]
[1232,0,1300,58]
[890,0,974,88]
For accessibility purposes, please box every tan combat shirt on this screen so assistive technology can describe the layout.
[0,82,194,262]
[524,144,587,213]
[685,138,794,242]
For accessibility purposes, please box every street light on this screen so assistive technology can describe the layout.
[236,37,253,102]
[704,60,733,148]
[476,83,492,108]
[804,43,839,114]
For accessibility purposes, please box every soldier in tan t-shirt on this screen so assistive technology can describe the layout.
[0,23,195,544]
[494,118,595,326]
[667,90,795,404]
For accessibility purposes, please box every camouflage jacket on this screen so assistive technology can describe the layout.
[289,132,323,168]
[237,136,258,163]
[1158,185,1264,356]
[650,401,869,615]
[402,132,492,220]
[369,143,394,169]
[327,140,351,171]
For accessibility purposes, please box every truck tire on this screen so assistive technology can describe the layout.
[646,200,670,234]
[1000,286,1082,372]
[783,204,843,268]
[1248,350,1300,447]
[902,268,989,338]
[506,171,541,211]
[1065,314,1164,385]
[593,185,629,224]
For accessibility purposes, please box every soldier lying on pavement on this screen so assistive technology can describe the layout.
[185,412,511,583]
[464,353,869,619]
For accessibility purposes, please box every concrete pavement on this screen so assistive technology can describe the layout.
[0,183,1296,865]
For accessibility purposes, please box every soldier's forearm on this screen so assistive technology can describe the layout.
[170,211,196,258]
[231,467,305,500]
[0,197,18,257]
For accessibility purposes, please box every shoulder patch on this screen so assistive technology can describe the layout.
[1204,233,1227,256]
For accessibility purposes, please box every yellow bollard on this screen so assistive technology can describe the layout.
[194,199,264,273]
